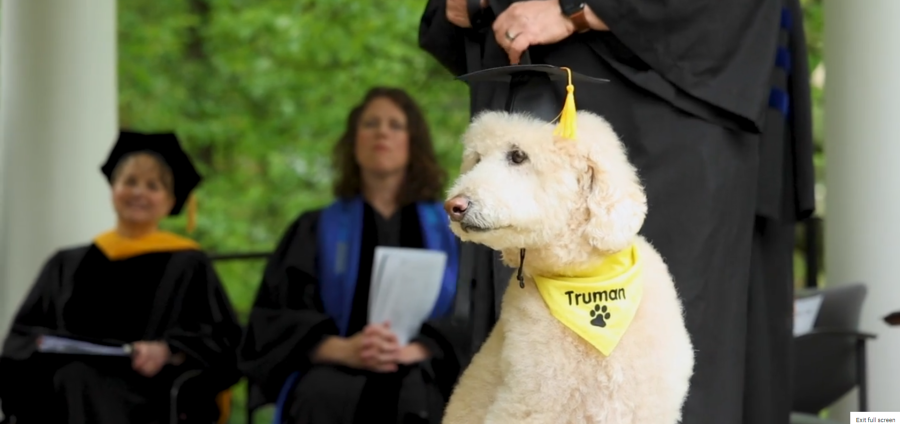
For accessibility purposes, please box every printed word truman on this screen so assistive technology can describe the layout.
[565,289,626,306]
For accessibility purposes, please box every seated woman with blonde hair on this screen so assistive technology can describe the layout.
[0,131,243,424]
[239,87,464,424]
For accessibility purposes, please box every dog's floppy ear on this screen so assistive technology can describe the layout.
[581,157,648,252]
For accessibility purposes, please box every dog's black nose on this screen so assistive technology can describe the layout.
[444,196,469,222]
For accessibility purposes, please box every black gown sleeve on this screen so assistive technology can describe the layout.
[584,0,770,70]
[410,316,469,397]
[583,0,781,125]
[409,241,472,395]
[418,0,472,76]
[0,247,90,361]
[0,253,65,361]
[237,211,340,400]
[0,248,84,421]
[160,252,244,379]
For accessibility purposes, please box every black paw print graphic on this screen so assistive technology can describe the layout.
[590,304,611,327]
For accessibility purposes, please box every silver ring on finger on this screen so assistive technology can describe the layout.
[505,30,518,41]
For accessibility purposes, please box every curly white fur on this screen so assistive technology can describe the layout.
[442,110,695,424]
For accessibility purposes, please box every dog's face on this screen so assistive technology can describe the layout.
[445,110,647,254]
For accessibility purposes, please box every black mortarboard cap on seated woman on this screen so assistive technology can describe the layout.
[100,130,202,217]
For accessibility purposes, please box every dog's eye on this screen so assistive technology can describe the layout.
[507,150,528,165]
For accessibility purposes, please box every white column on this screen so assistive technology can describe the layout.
[824,0,900,418]
[0,0,118,337]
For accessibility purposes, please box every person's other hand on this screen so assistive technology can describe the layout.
[397,342,431,365]
[493,0,574,64]
[447,0,488,28]
[131,341,171,378]
[493,0,608,64]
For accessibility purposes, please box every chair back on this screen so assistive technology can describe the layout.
[806,284,867,329]
[792,283,868,413]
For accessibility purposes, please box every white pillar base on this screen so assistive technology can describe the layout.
[824,0,900,419]
[0,0,118,337]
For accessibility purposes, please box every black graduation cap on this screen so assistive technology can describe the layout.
[100,130,202,217]
[458,64,609,135]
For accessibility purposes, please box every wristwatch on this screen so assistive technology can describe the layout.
[559,0,591,33]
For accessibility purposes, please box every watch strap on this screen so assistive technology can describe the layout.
[560,0,591,33]
[569,8,591,33]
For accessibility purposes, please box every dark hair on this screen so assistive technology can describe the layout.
[332,87,447,205]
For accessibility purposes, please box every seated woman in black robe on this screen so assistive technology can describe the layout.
[0,131,244,424]
[238,87,465,424]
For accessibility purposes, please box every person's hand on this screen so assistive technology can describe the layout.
[359,322,402,372]
[492,0,574,64]
[343,322,401,373]
[397,342,431,365]
[493,0,608,64]
[131,341,171,378]
[447,0,488,28]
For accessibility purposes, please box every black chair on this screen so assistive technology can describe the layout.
[790,283,875,424]
[170,367,242,424]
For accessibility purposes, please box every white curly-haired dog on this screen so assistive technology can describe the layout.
[441,110,694,424]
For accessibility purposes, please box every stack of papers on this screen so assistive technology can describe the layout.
[368,247,447,345]
[38,335,132,357]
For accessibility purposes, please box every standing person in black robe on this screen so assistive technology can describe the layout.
[238,87,465,424]
[0,131,244,424]
[418,0,816,423]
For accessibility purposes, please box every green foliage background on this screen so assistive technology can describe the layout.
[117,1,826,422]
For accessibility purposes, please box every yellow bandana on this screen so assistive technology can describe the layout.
[532,244,643,356]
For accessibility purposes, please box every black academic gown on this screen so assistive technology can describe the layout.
[238,202,466,424]
[419,0,816,423]
[0,246,243,424]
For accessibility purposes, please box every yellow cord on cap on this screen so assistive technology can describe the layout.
[186,192,198,234]
[553,67,578,140]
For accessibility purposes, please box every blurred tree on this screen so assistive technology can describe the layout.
[119,0,470,317]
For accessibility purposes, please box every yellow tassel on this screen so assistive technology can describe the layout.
[553,67,578,140]
[186,192,198,234]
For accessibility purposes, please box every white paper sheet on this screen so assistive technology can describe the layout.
[793,294,824,337]
[38,335,132,357]
[369,247,447,345]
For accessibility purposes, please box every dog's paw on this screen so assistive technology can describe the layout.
[589,304,611,327]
